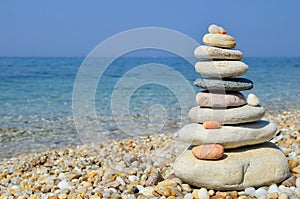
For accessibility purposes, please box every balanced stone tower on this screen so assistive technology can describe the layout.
[174,24,290,190]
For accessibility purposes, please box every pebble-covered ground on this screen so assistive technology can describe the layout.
[0,110,299,199]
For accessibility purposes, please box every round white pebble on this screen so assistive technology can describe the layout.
[58,173,67,179]
[278,192,289,199]
[295,187,300,197]
[247,93,260,106]
[208,24,219,34]
[245,187,256,196]
[128,175,139,182]
[296,178,300,188]
[57,180,71,190]
[184,193,193,199]
[198,188,209,199]
[136,185,144,191]
[268,184,281,194]
[255,187,268,198]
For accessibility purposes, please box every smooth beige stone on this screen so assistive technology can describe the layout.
[203,33,236,49]
[178,120,277,148]
[194,45,243,60]
[196,90,246,108]
[174,142,290,190]
[195,61,248,78]
[188,105,265,124]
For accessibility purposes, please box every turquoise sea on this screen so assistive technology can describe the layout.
[0,56,299,158]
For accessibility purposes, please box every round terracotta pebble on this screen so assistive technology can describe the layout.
[191,144,224,160]
[204,121,221,129]
[219,29,227,34]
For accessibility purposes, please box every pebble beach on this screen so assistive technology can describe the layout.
[0,109,299,199]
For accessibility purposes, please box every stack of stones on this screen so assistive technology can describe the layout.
[174,24,290,190]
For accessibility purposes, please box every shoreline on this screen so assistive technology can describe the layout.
[0,109,299,198]
[0,107,299,160]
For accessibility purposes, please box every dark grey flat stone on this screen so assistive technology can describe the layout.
[194,77,253,91]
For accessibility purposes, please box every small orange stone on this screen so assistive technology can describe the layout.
[204,121,221,129]
[286,139,293,145]
[192,144,224,160]
[219,29,227,34]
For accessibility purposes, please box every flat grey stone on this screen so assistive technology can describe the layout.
[174,142,290,190]
[194,77,253,91]
[194,45,243,60]
[195,61,248,78]
[178,120,277,148]
[203,33,236,49]
[188,105,265,124]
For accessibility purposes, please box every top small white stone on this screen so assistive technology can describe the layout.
[247,93,260,106]
[208,24,219,34]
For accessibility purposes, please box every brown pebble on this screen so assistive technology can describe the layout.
[204,121,221,129]
[192,144,224,160]
[146,173,164,186]
[212,195,226,199]
[281,175,296,187]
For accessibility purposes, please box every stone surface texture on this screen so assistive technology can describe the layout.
[174,142,290,190]
[188,105,265,124]
[195,61,248,78]
[194,77,253,91]
[196,90,246,108]
[203,34,236,49]
[191,144,224,160]
[178,120,277,148]
[194,45,243,60]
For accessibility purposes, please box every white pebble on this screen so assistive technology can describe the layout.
[136,185,144,191]
[103,188,111,197]
[247,93,260,106]
[271,134,283,143]
[57,180,71,190]
[257,197,267,199]
[296,178,300,188]
[245,187,256,196]
[279,185,286,190]
[278,192,289,199]
[295,187,300,197]
[184,193,193,199]
[109,188,118,193]
[268,184,281,194]
[128,175,139,182]
[116,176,126,186]
[139,187,154,197]
[255,187,268,198]
[198,188,209,199]
[11,185,20,190]
[280,187,294,197]
[58,173,67,179]
[208,24,219,34]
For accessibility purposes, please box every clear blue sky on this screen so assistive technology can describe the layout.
[1,0,299,57]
